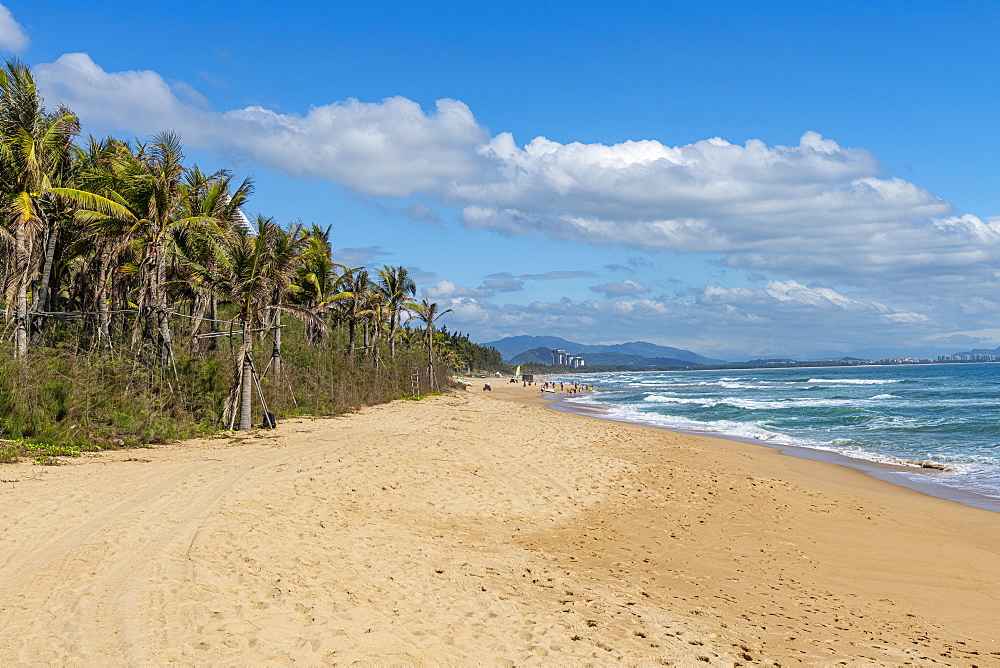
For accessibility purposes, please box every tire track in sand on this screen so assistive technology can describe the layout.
[0,441,316,664]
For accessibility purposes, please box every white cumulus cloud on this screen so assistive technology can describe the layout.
[35,53,488,198]
[0,4,28,53]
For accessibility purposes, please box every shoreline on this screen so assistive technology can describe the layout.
[483,383,1000,657]
[2,386,998,663]
[544,392,1000,514]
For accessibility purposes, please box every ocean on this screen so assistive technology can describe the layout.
[551,363,1000,511]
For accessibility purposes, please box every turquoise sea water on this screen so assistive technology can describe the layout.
[553,363,1000,507]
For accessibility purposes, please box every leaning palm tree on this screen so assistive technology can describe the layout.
[409,299,452,391]
[376,264,416,359]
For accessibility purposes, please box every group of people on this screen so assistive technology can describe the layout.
[483,377,595,395]
[540,381,593,395]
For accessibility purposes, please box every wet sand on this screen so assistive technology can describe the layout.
[1,383,997,665]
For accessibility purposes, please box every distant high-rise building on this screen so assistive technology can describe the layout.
[938,353,997,362]
[551,348,585,367]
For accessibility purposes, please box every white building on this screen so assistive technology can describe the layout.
[551,349,585,367]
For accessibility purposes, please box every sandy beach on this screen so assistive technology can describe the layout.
[1,383,998,666]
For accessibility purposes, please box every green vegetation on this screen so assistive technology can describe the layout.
[436,327,509,373]
[0,59,490,463]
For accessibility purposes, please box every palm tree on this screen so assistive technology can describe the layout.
[331,267,373,356]
[266,223,311,379]
[69,136,139,350]
[376,264,416,359]
[292,224,344,345]
[359,288,387,367]
[175,165,253,345]
[409,299,452,391]
[183,215,313,429]
[81,133,215,367]
[0,61,129,356]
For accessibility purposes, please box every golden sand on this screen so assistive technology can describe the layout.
[0,383,997,665]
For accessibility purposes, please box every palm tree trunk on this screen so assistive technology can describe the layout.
[239,352,254,430]
[427,325,435,389]
[111,271,126,344]
[271,307,282,379]
[36,218,60,315]
[159,308,174,369]
[389,312,398,358]
[93,253,112,351]
[14,275,29,358]
[207,293,218,350]
[370,325,380,367]
[155,245,174,366]
[188,292,208,346]
[97,285,111,350]
[13,228,29,358]
[29,220,59,344]
[223,321,255,430]
[306,302,321,345]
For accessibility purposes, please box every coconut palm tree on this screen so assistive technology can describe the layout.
[0,61,129,356]
[409,299,452,390]
[175,165,253,345]
[376,264,416,359]
[331,267,374,357]
[266,223,311,379]
[359,288,387,367]
[81,132,217,367]
[293,224,344,345]
[183,215,314,429]
[69,136,140,350]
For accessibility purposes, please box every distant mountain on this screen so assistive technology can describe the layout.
[481,335,727,365]
[583,352,694,367]
[481,336,589,361]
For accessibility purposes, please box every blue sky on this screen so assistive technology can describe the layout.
[3,1,998,360]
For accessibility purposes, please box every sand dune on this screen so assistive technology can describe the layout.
[1,385,997,665]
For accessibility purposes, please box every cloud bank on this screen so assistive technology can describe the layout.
[30,51,1000,351]
[434,278,941,360]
